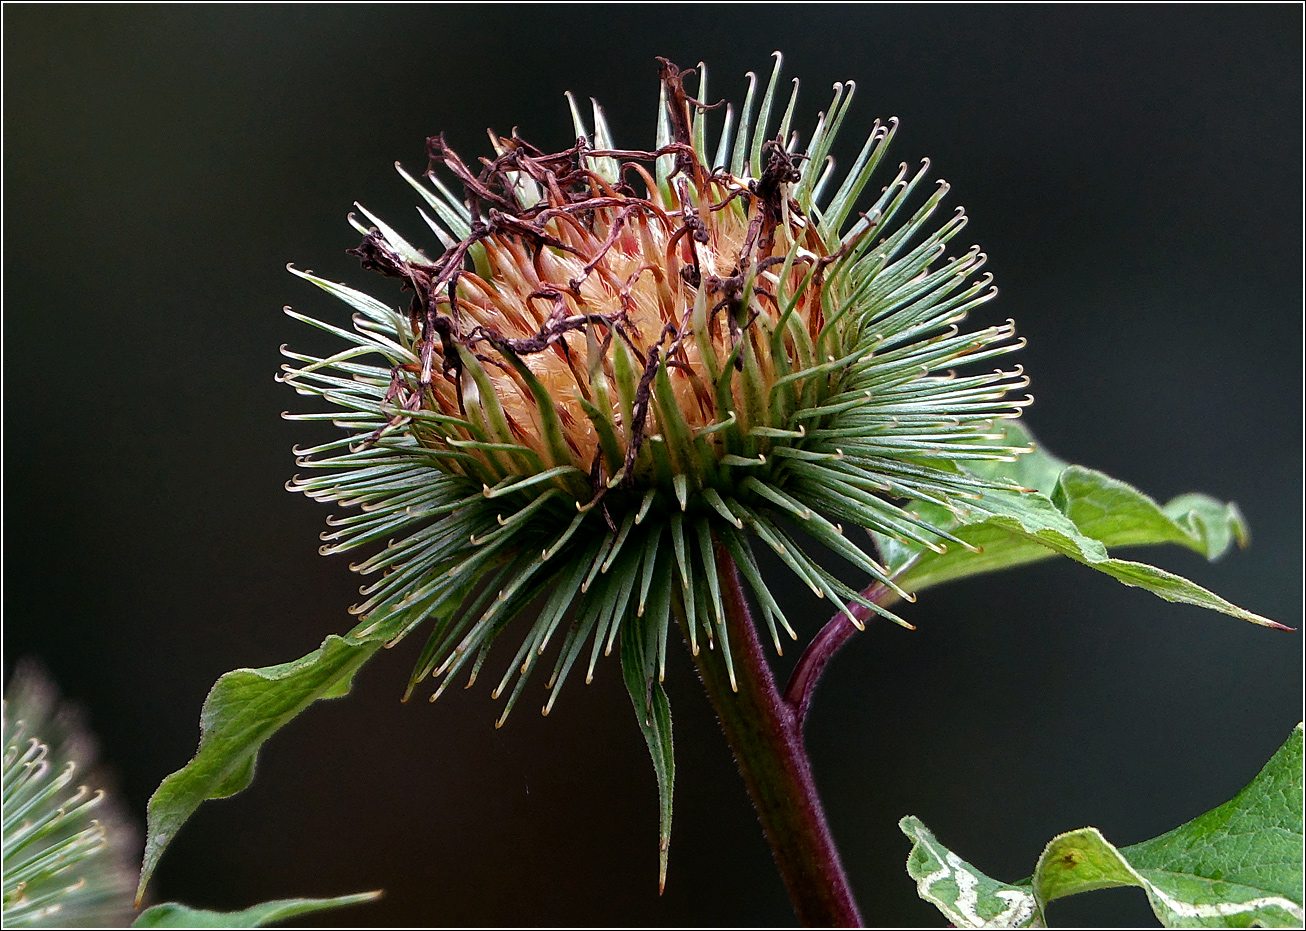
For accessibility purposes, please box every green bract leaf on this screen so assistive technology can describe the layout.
[136,635,382,901]
[131,891,382,928]
[873,423,1279,629]
[902,723,1305,928]
[621,614,675,894]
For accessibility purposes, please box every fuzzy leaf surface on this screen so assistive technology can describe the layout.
[136,635,382,900]
[132,891,382,928]
[873,423,1274,628]
[902,724,1305,927]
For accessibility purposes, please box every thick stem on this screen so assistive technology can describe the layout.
[784,582,902,730]
[681,543,862,927]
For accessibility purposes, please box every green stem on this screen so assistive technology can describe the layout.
[679,542,862,927]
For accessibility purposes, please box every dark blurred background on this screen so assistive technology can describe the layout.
[4,5,1301,927]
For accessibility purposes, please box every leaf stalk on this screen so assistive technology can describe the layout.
[784,579,904,730]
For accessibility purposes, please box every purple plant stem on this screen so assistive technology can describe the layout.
[783,581,903,730]
[680,542,863,927]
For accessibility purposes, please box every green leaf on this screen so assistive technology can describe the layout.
[136,635,382,902]
[873,423,1280,629]
[1053,468,1249,561]
[902,723,1305,928]
[132,891,382,928]
[1116,722,1304,927]
[620,612,675,894]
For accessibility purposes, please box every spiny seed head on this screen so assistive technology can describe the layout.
[282,55,1031,725]
[2,665,136,927]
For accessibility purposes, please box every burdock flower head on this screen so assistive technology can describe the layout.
[286,55,1027,688]
[281,54,1028,880]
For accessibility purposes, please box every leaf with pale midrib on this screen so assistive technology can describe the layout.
[901,724,1305,928]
